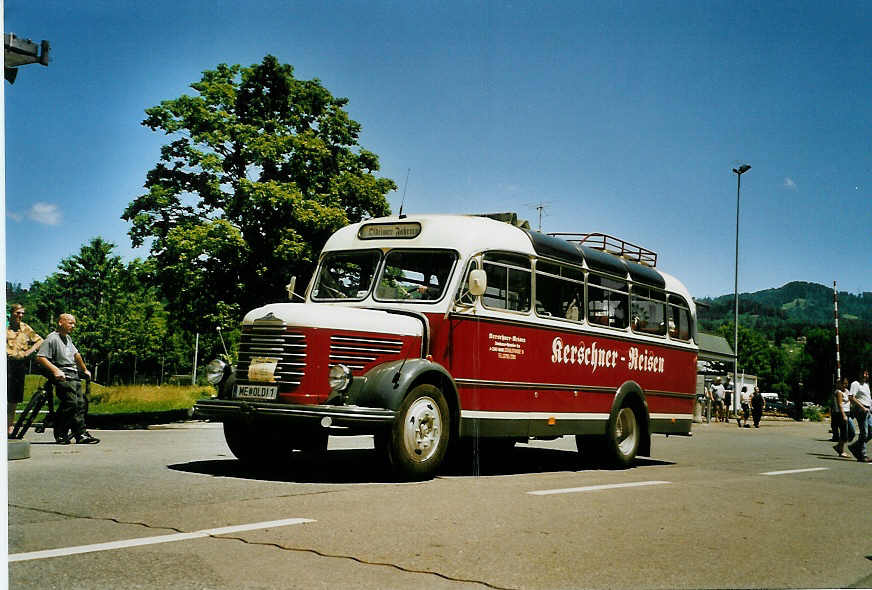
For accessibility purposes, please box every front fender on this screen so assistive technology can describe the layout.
[347,358,458,413]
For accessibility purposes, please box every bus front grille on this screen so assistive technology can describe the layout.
[237,326,306,387]
[329,335,405,372]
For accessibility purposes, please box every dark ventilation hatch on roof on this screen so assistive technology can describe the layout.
[524,230,584,265]
[625,259,665,288]
[577,245,628,277]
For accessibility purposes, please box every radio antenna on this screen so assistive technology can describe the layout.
[398,168,411,218]
[523,200,552,231]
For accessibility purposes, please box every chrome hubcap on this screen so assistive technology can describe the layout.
[402,396,442,463]
[615,407,638,456]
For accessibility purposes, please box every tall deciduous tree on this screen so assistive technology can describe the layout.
[123,56,395,332]
[25,238,170,384]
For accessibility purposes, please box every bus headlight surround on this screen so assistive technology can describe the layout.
[205,359,227,385]
[328,364,353,392]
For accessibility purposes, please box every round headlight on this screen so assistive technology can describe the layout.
[328,364,352,392]
[205,359,227,385]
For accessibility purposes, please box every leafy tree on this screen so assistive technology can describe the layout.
[123,55,395,332]
[715,322,774,384]
[24,238,171,384]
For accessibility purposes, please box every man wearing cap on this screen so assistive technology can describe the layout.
[36,314,99,444]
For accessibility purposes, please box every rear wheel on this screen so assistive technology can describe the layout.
[575,404,641,468]
[385,384,450,480]
[605,405,640,467]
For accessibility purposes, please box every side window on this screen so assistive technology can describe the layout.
[482,252,531,312]
[535,261,584,321]
[587,273,629,328]
[668,294,692,341]
[631,286,667,336]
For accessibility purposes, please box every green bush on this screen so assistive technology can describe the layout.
[803,405,823,422]
[20,374,213,414]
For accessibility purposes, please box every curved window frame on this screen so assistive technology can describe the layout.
[667,293,694,342]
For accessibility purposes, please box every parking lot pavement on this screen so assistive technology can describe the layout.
[8,419,872,589]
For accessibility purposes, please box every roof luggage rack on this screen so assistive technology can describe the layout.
[549,232,658,267]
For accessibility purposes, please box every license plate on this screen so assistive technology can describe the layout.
[234,384,278,400]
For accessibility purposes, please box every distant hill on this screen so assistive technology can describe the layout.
[698,281,872,329]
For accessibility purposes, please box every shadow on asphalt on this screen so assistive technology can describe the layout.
[168,445,674,484]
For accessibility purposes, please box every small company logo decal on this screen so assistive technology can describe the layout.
[488,332,527,360]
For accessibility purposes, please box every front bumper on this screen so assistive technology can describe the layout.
[194,398,396,428]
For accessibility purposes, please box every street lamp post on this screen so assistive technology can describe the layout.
[732,164,751,413]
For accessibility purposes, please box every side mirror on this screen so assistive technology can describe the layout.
[468,269,487,297]
[286,276,297,300]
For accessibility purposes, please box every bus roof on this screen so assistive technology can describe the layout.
[325,214,693,302]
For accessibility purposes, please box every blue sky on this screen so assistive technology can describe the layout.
[4,1,871,299]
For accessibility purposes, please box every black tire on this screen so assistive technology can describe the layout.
[575,404,641,468]
[223,421,291,466]
[385,384,450,480]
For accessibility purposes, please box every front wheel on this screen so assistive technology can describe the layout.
[223,421,290,466]
[385,384,450,480]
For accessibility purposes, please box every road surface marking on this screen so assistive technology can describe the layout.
[760,467,829,476]
[527,480,671,496]
[9,517,315,562]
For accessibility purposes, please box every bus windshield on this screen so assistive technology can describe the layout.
[312,249,457,302]
[375,250,457,301]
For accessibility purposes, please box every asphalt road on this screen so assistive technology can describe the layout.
[8,418,872,589]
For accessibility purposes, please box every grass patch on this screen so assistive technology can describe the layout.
[22,374,215,415]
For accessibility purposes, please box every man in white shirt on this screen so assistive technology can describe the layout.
[847,370,871,462]
[711,378,726,423]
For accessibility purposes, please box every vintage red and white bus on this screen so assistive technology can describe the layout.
[195,214,698,478]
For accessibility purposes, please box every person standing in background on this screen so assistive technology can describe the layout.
[847,370,871,462]
[832,378,852,457]
[737,386,751,428]
[711,378,726,423]
[750,386,765,428]
[6,304,43,435]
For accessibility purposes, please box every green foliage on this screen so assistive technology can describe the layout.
[88,384,215,414]
[698,281,872,329]
[20,375,212,415]
[123,55,395,332]
[803,405,823,422]
[8,240,202,385]
[700,282,872,405]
